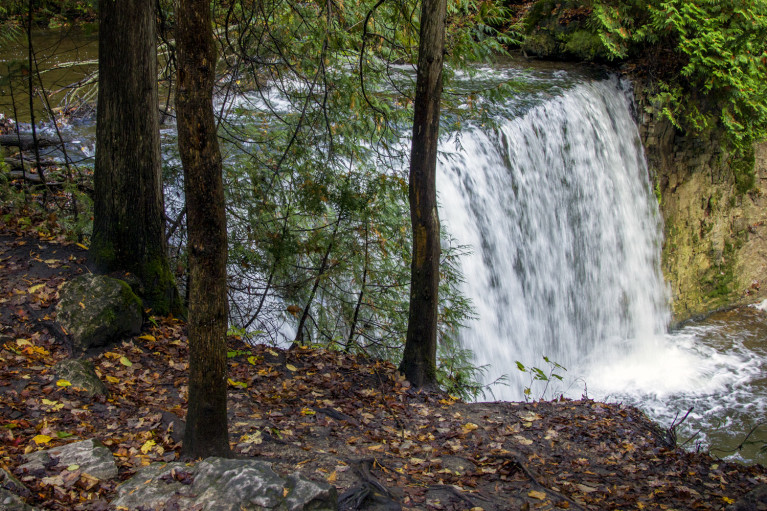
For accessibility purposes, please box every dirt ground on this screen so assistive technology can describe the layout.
[1,222,766,510]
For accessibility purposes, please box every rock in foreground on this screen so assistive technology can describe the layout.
[111,457,337,511]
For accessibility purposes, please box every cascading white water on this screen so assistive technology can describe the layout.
[439,77,674,401]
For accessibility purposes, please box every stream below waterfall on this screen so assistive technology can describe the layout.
[3,31,767,465]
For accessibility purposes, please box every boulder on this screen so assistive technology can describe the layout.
[53,358,108,396]
[0,468,35,511]
[111,457,337,511]
[0,488,37,511]
[19,439,118,481]
[56,274,143,352]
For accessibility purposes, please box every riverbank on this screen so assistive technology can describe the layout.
[1,218,765,510]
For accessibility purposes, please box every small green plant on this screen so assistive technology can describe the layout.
[515,356,566,401]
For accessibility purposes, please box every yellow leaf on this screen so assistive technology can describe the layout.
[42,398,58,406]
[462,423,479,432]
[228,378,247,389]
[76,243,88,250]
[140,439,156,454]
[285,364,297,372]
[56,379,72,387]
[33,435,53,445]
[137,335,156,342]
[722,497,735,504]
[240,432,263,445]
[67,464,80,471]
[267,349,279,356]
[16,339,32,347]
[528,490,547,500]
[28,283,45,294]
[327,471,337,483]
[106,375,119,384]
[300,408,316,415]
[119,356,132,367]
[43,259,60,265]
[514,435,533,446]
[367,444,384,451]
[247,356,258,365]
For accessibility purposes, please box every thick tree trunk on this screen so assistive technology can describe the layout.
[91,0,179,315]
[399,0,447,388]
[176,0,232,459]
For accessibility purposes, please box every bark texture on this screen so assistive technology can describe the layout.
[399,0,447,388]
[91,0,179,315]
[176,0,232,458]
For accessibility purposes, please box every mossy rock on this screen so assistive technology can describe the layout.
[54,358,108,396]
[56,274,143,353]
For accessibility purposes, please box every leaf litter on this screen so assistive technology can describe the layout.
[1,228,766,510]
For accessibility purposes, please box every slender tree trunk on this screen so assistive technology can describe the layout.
[399,0,447,388]
[91,0,180,315]
[176,0,232,458]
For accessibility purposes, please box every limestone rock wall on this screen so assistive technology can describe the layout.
[635,88,767,322]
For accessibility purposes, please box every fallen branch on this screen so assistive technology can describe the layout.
[490,453,585,510]
[339,458,401,511]
[0,134,64,151]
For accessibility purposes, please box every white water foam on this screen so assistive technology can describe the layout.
[437,77,758,418]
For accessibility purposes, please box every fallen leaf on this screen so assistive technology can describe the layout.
[514,435,534,446]
[106,375,120,384]
[119,356,132,367]
[33,434,53,445]
[28,283,45,293]
[140,439,156,454]
[518,411,542,422]
[228,378,247,389]
[327,471,338,483]
[285,364,297,372]
[462,422,479,432]
[138,334,156,342]
[56,379,72,387]
[528,490,547,500]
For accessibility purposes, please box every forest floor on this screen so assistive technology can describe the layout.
[1,214,766,511]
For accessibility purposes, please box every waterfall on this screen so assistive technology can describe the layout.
[439,77,671,401]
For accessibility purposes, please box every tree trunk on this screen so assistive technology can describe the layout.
[176,0,232,459]
[91,0,180,316]
[399,0,447,388]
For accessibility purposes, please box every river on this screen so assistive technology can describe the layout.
[2,30,766,466]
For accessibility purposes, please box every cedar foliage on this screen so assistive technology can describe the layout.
[521,0,767,155]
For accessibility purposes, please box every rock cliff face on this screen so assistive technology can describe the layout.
[635,87,767,322]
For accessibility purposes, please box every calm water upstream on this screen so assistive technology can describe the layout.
[2,30,766,466]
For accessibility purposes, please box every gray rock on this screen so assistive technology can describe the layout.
[19,439,118,481]
[111,457,337,511]
[0,468,36,511]
[53,358,108,396]
[55,274,143,352]
[0,468,29,498]
[0,487,37,511]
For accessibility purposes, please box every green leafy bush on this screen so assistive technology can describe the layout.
[520,0,767,158]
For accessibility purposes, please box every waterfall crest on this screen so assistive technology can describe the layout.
[439,77,670,400]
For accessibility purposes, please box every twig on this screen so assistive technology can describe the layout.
[489,454,585,510]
